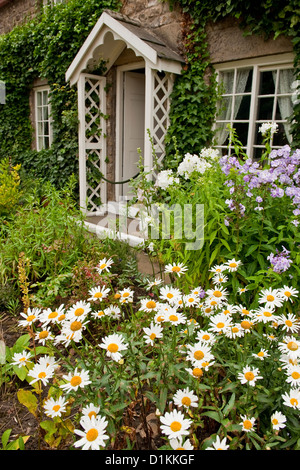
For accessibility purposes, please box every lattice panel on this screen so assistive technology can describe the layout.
[78,73,106,213]
[152,71,174,167]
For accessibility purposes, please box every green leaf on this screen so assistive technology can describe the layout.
[17,389,38,418]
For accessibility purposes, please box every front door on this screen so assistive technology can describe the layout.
[121,70,145,198]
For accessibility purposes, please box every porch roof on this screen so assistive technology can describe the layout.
[66,10,184,86]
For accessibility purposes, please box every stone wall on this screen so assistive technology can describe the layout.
[0,0,43,35]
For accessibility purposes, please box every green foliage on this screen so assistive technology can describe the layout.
[0,158,21,216]
[0,0,122,188]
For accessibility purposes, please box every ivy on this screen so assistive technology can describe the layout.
[0,0,122,188]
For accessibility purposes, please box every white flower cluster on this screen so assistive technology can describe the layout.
[259,122,278,136]
[155,169,179,190]
[177,148,219,180]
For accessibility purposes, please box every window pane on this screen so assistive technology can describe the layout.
[233,123,249,147]
[235,95,251,120]
[259,71,276,95]
[257,97,274,120]
[219,70,234,94]
[273,123,289,147]
[216,96,232,120]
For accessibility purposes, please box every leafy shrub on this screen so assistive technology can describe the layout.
[0,158,21,216]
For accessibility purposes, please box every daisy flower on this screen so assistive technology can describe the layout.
[159,286,182,304]
[258,287,284,309]
[238,287,247,294]
[18,308,41,328]
[143,322,163,346]
[170,438,194,450]
[240,319,254,333]
[39,305,66,326]
[201,305,215,317]
[282,389,300,409]
[173,387,198,409]
[253,306,276,324]
[209,264,226,274]
[252,349,270,361]
[164,262,188,277]
[224,258,242,272]
[29,362,55,386]
[205,287,229,304]
[146,278,163,291]
[60,368,91,393]
[38,355,59,371]
[74,415,109,450]
[236,305,252,317]
[160,409,192,440]
[186,341,214,366]
[58,318,88,344]
[205,435,229,450]
[237,365,263,386]
[90,310,107,319]
[285,364,300,388]
[35,327,54,345]
[104,305,121,320]
[140,298,159,313]
[99,333,128,362]
[88,286,110,302]
[182,294,200,307]
[190,286,205,298]
[118,288,134,304]
[66,301,91,321]
[208,313,232,335]
[82,403,101,420]
[196,330,216,345]
[11,350,32,368]
[240,415,256,433]
[96,257,114,274]
[278,313,300,334]
[271,411,286,430]
[153,312,165,324]
[278,336,300,360]
[279,285,299,303]
[165,311,187,326]
[185,367,204,379]
[44,396,68,418]
[224,323,245,339]
[212,273,228,285]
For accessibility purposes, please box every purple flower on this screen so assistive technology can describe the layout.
[267,247,292,273]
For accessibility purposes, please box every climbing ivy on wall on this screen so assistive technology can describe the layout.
[0,0,122,188]
[164,0,300,162]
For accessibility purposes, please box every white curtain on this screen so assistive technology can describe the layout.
[273,69,294,143]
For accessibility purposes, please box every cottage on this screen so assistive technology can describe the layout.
[0,0,297,222]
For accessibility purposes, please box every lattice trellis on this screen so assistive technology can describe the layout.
[78,73,106,214]
[152,70,174,168]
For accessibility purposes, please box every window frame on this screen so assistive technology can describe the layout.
[214,53,295,158]
[34,86,53,152]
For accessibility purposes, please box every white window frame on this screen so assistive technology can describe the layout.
[34,86,53,151]
[214,53,295,158]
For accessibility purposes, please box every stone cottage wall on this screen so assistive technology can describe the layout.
[0,0,43,35]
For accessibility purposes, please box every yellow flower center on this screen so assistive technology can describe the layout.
[188,297,195,303]
[204,307,212,313]
[38,372,46,379]
[19,357,26,362]
[39,331,49,339]
[53,405,61,412]
[70,321,82,332]
[232,327,239,333]
[242,309,249,315]
[107,343,119,353]
[88,411,97,419]
[285,320,293,327]
[224,309,230,315]
[266,294,275,302]
[244,372,255,381]
[74,308,85,317]
[257,351,264,357]
[290,398,298,407]
[194,350,204,360]
[192,367,203,377]
[241,320,251,330]
[284,291,291,297]
[181,397,191,407]
[243,420,253,430]
[167,293,174,299]
[229,262,237,268]
[210,300,218,306]
[203,334,210,341]
[272,418,278,425]
[27,315,36,322]
[70,376,82,387]
[291,371,300,380]
[156,315,164,323]
[216,322,225,329]
[170,421,182,432]
[263,311,272,317]
[149,333,156,340]
[172,266,181,273]
[146,300,157,309]
[100,263,107,270]
[114,293,121,299]
[86,428,99,442]
[49,311,58,319]
[58,314,65,321]
[213,290,222,298]
[94,292,103,298]
[122,292,130,298]
[169,315,178,322]
[287,341,298,351]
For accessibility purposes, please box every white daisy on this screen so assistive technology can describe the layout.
[82,403,101,420]
[208,313,232,335]
[185,341,214,366]
[11,350,32,368]
[212,273,229,285]
[240,415,256,432]
[224,258,242,272]
[196,330,216,345]
[159,286,182,304]
[285,364,300,388]
[278,336,300,360]
[18,308,41,328]
[66,301,91,321]
[182,294,200,307]
[271,411,286,430]
[29,363,55,386]
[237,365,263,386]
[169,438,194,450]
[164,262,188,277]
[252,349,270,361]
[258,288,284,309]
[39,305,66,326]
[143,322,163,346]
[146,278,163,291]
[253,306,276,324]
[58,318,88,344]
[118,288,134,304]
[224,323,245,339]
[140,298,159,313]
[88,286,110,302]
[185,367,204,379]
[282,389,300,409]
[153,312,166,324]
[74,415,109,450]
[44,396,68,418]
[99,333,128,362]
[209,264,227,274]
[173,387,198,409]
[160,409,192,440]
[205,435,229,450]
[60,367,91,393]
[35,327,54,345]
[104,305,121,320]
[278,313,300,334]
[279,285,299,303]
[165,311,187,326]
[96,257,114,274]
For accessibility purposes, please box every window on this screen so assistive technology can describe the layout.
[214,55,296,159]
[35,87,52,151]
